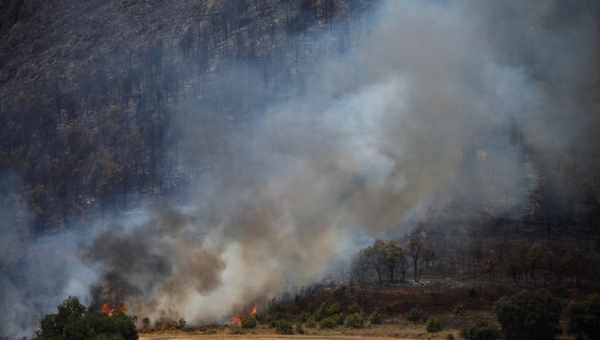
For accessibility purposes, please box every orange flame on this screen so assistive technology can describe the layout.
[230,315,242,327]
[230,304,257,326]
[101,303,127,317]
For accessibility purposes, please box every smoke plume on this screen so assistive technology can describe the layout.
[1,0,599,336]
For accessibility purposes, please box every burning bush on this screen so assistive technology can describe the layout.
[34,297,137,340]
[496,290,562,340]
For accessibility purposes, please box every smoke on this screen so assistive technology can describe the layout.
[0,174,98,337]
[2,0,599,336]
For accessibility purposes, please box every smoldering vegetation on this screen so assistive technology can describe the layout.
[1,0,600,338]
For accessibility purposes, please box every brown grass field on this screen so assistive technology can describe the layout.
[139,323,460,340]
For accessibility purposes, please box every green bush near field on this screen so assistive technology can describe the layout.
[496,290,562,340]
[461,321,502,340]
[426,318,443,333]
[567,295,600,340]
[33,297,137,340]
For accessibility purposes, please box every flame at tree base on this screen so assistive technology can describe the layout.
[229,304,257,327]
[101,303,128,317]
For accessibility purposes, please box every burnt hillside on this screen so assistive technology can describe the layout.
[0,0,375,230]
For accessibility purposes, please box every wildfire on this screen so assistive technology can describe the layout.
[101,303,127,317]
[229,304,257,326]
[230,315,242,327]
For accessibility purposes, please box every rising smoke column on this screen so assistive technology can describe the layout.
[87,0,597,325]
[2,0,599,336]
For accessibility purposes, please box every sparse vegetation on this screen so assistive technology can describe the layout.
[344,313,365,328]
[274,320,294,334]
[426,318,442,333]
[462,322,502,340]
[407,307,426,323]
[368,311,383,325]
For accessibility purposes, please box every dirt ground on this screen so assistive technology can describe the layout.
[140,336,432,340]
[139,323,460,340]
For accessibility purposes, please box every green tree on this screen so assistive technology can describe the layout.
[496,290,562,340]
[567,295,600,340]
[34,297,138,340]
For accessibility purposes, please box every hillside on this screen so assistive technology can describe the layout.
[0,0,375,230]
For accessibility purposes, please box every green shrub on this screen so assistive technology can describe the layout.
[347,304,361,314]
[34,297,138,340]
[295,323,305,334]
[406,307,426,323]
[344,313,365,328]
[241,316,257,329]
[496,290,562,340]
[325,303,341,316]
[426,318,443,333]
[275,320,294,334]
[368,311,383,325]
[319,314,342,329]
[462,322,501,340]
[567,295,600,340]
[305,317,317,328]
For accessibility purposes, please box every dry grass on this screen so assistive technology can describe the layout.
[139,323,460,340]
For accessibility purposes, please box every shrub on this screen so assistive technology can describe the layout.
[407,307,426,323]
[462,322,501,340]
[368,311,383,325]
[324,303,341,316]
[305,317,317,328]
[453,304,465,315]
[496,290,562,340]
[34,297,138,340]
[447,334,455,340]
[319,314,342,329]
[177,318,186,329]
[141,317,151,331]
[241,316,257,329]
[426,318,442,333]
[295,323,305,334]
[347,303,361,314]
[567,295,600,340]
[275,320,294,334]
[344,313,365,328]
[229,327,245,335]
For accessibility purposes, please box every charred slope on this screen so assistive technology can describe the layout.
[0,0,375,230]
